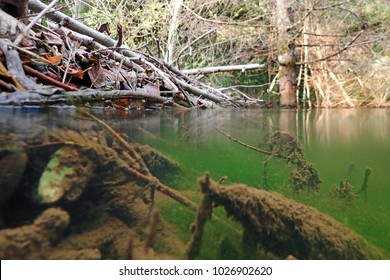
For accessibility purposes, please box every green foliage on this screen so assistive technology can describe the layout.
[361,1,390,31]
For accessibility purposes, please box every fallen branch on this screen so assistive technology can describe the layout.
[28,0,117,48]
[23,65,79,91]
[14,0,59,45]
[28,0,239,107]
[199,173,385,259]
[186,182,213,259]
[182,64,266,75]
[0,88,168,106]
[212,124,284,158]
[0,39,43,90]
[53,25,144,73]
[175,79,222,104]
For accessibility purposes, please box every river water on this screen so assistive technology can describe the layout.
[1,107,389,258]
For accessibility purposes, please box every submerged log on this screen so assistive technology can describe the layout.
[0,208,70,259]
[199,174,385,259]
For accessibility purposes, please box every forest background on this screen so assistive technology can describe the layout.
[62,0,390,108]
[8,0,390,108]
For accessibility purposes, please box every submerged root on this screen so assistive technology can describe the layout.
[186,175,214,260]
[0,208,70,259]
[358,167,372,202]
[198,173,385,260]
[0,123,192,259]
[329,179,358,202]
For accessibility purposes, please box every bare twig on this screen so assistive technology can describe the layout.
[14,0,59,46]
[212,124,286,159]
[182,63,265,75]
[296,30,364,65]
[176,28,217,67]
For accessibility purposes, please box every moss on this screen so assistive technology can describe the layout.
[198,174,386,260]
[277,37,290,54]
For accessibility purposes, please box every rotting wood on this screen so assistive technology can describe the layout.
[0,39,45,90]
[78,110,198,211]
[0,208,70,259]
[186,185,213,259]
[0,88,168,106]
[198,173,385,260]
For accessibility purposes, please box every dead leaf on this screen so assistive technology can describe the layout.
[45,54,63,65]
[98,23,110,35]
[0,61,25,90]
[143,83,160,96]
[88,62,106,88]
[37,32,65,46]
[66,65,84,79]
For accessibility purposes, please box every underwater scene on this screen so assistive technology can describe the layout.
[0,107,389,259]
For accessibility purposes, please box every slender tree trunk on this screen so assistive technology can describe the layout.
[276,0,297,107]
[165,0,183,64]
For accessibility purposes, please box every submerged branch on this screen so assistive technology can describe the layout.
[79,110,197,211]
[212,124,285,158]
[198,174,385,259]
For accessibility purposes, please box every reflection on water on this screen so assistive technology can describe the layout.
[1,107,389,256]
[2,108,389,147]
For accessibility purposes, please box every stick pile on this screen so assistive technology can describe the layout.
[0,0,249,108]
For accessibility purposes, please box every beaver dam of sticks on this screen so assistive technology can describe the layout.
[0,111,386,260]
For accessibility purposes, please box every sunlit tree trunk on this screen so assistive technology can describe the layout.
[276,0,297,107]
[165,0,183,64]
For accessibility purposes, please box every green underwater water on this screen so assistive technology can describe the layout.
[119,108,390,257]
[1,107,389,258]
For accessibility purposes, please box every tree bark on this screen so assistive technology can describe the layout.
[165,0,183,64]
[276,0,297,107]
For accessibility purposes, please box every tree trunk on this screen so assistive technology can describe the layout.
[0,0,28,19]
[276,0,297,107]
[165,0,183,64]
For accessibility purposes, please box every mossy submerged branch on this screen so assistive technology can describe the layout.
[186,174,214,260]
[196,173,385,259]
[213,126,321,192]
[79,110,198,211]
